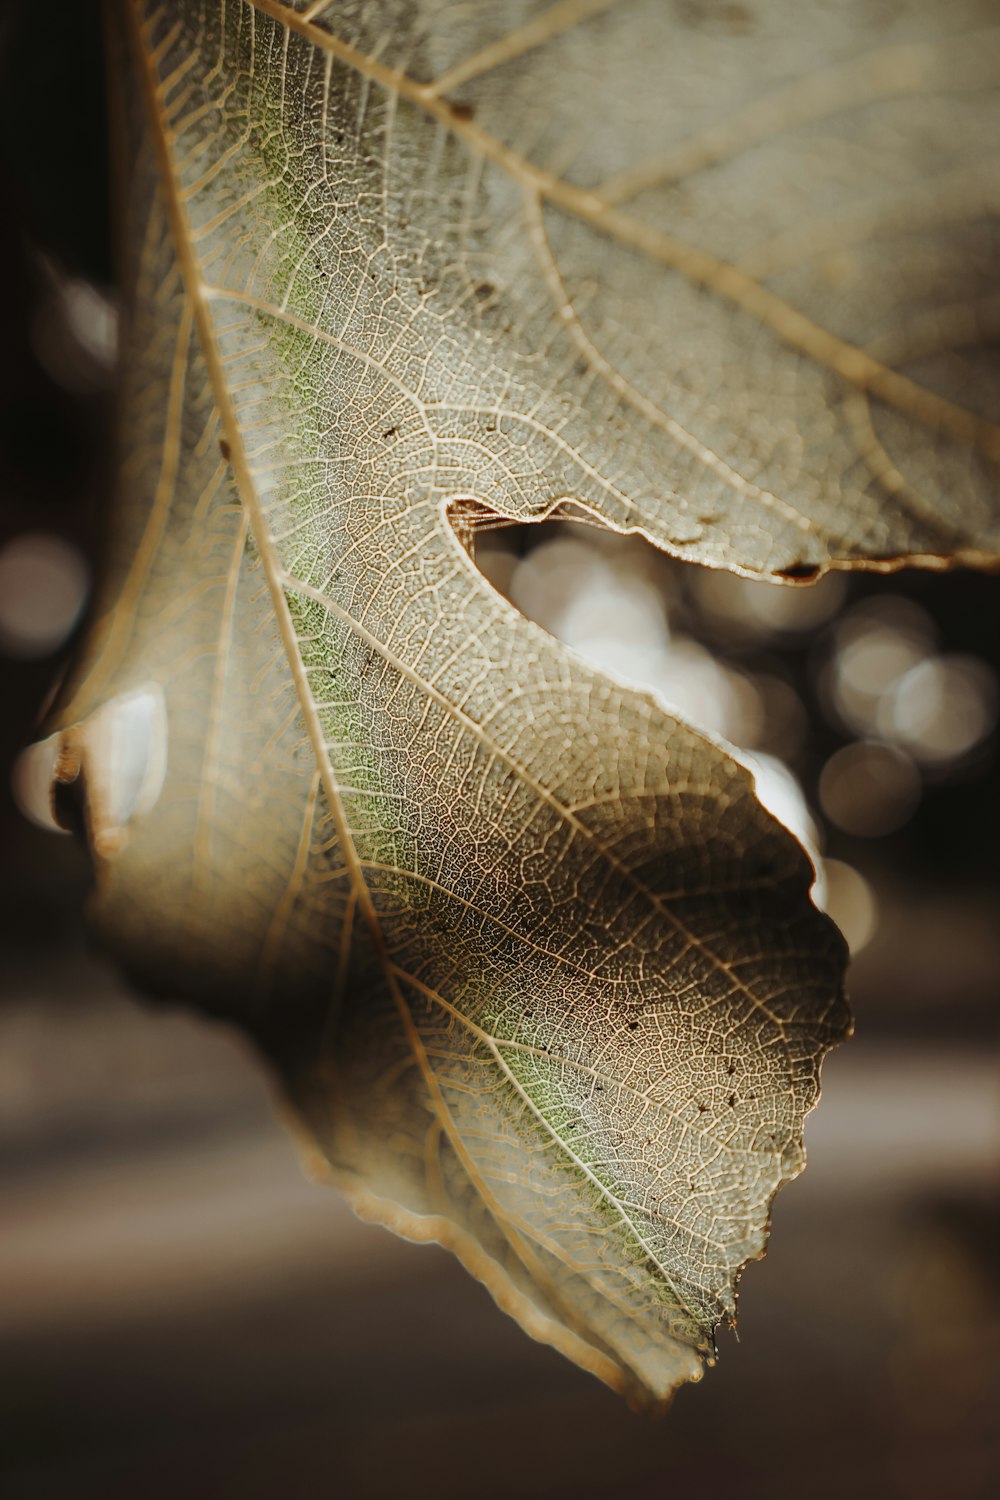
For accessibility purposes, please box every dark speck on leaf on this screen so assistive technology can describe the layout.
[219,438,231,461]
[449,100,475,122]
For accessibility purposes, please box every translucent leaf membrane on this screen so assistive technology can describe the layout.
[38,0,1000,1403]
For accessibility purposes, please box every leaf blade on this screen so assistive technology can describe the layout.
[67,0,1000,1402]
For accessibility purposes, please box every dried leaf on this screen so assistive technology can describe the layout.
[46,0,999,1402]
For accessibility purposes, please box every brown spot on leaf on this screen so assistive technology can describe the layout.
[776,562,821,582]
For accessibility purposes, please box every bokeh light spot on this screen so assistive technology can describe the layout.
[819,741,922,837]
[820,858,878,955]
[0,533,89,659]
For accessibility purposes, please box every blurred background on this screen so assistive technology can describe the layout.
[1,7,997,1498]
